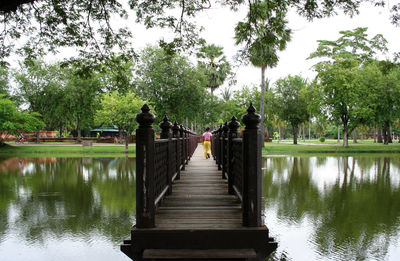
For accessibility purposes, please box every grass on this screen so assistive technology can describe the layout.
[2,139,400,157]
[263,139,400,155]
[0,143,136,157]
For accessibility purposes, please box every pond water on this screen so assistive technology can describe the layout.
[0,155,399,260]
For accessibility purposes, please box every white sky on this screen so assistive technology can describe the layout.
[128,1,400,94]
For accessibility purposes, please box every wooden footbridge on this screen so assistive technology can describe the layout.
[121,104,277,261]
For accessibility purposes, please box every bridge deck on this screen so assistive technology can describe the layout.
[155,146,242,229]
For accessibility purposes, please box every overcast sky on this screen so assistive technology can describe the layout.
[128,1,400,95]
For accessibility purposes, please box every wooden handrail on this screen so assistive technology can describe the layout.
[135,105,198,228]
[212,103,263,227]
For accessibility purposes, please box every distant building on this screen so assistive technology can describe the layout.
[90,125,119,137]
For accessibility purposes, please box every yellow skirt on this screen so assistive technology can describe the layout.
[203,141,211,158]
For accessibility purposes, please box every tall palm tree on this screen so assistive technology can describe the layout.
[197,44,231,97]
[235,0,291,144]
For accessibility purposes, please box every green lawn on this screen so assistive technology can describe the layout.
[2,139,400,157]
[0,143,136,157]
[263,139,400,154]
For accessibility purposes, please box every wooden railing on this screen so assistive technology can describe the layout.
[135,105,198,228]
[212,103,263,227]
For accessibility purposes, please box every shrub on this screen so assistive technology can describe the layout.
[319,137,325,142]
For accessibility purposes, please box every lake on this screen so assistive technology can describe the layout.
[0,155,399,260]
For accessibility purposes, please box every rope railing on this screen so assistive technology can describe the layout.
[135,105,198,228]
[211,103,263,227]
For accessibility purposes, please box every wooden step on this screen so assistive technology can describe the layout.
[143,248,257,259]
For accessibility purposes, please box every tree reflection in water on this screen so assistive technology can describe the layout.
[263,155,400,261]
[0,156,136,260]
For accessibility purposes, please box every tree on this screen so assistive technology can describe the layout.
[14,60,70,141]
[1,1,398,63]
[196,44,231,96]
[64,66,102,143]
[135,46,207,125]
[0,94,43,145]
[95,91,146,153]
[365,61,400,144]
[309,27,388,147]
[273,75,310,144]
[235,0,291,144]
[0,66,9,95]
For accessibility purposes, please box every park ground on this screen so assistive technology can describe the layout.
[1,139,400,156]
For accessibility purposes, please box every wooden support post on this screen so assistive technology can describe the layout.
[217,125,223,170]
[159,115,173,195]
[172,122,181,180]
[227,116,240,195]
[221,122,229,179]
[180,125,186,170]
[242,103,262,227]
[135,104,156,228]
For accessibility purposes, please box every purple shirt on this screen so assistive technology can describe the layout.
[202,132,212,141]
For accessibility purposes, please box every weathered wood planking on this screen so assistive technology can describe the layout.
[154,148,243,230]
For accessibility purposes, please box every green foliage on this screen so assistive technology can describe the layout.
[197,44,231,96]
[273,75,310,144]
[319,137,326,142]
[135,46,207,124]
[0,0,134,64]
[235,0,291,69]
[309,27,389,146]
[0,94,44,143]
[0,66,9,95]
[95,91,146,136]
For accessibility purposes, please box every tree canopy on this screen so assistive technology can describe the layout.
[0,0,398,64]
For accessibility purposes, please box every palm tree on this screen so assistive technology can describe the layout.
[197,44,231,97]
[235,0,291,144]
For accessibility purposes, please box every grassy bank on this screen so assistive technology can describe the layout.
[0,143,136,157]
[263,141,400,155]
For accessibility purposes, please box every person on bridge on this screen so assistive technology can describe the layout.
[202,127,212,159]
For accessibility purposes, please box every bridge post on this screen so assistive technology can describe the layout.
[221,122,229,179]
[217,125,223,170]
[227,116,240,195]
[185,127,189,164]
[135,104,156,228]
[180,125,186,170]
[160,115,173,195]
[242,103,262,227]
[172,122,181,180]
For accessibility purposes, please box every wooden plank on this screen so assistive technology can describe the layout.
[143,248,257,259]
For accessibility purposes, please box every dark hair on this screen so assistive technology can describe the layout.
[205,127,210,131]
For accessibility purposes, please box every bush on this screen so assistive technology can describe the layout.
[319,137,326,142]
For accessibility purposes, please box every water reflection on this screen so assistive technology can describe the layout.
[0,156,136,261]
[263,156,400,261]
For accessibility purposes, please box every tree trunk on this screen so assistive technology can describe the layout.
[373,126,376,143]
[259,65,266,147]
[77,117,81,143]
[337,124,340,143]
[119,129,123,143]
[308,118,311,141]
[378,129,383,143]
[383,121,390,145]
[389,123,393,143]
[343,123,349,147]
[36,129,40,143]
[293,124,298,145]
[125,132,129,153]
[352,130,357,143]
[302,124,305,142]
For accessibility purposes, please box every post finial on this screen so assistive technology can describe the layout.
[159,115,172,138]
[242,103,261,129]
[136,104,155,128]
[228,116,240,132]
